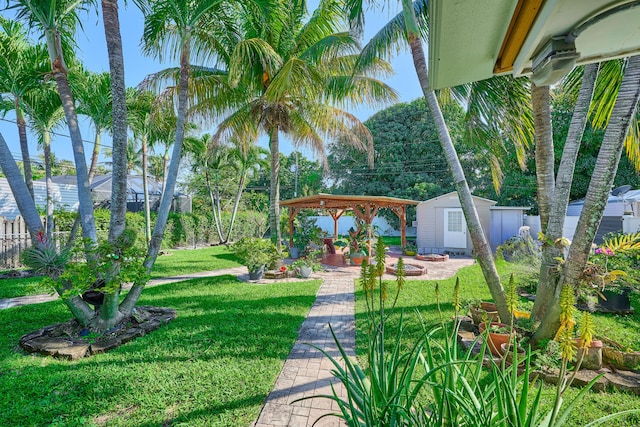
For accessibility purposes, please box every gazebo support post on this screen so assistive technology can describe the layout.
[391,206,408,248]
[327,208,345,239]
[353,203,379,257]
[288,207,302,248]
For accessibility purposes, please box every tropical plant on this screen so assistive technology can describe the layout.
[209,0,396,248]
[232,237,278,273]
[0,16,48,199]
[22,82,64,239]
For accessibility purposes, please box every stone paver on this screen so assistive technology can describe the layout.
[254,269,357,427]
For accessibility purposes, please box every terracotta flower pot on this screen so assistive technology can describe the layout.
[479,322,515,356]
[470,302,500,325]
[573,338,603,370]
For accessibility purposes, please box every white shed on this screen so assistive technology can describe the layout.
[416,192,530,254]
[416,192,496,255]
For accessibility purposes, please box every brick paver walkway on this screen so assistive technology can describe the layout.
[254,268,357,427]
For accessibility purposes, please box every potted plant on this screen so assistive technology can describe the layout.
[290,216,321,258]
[479,321,515,356]
[291,251,323,278]
[347,226,367,266]
[402,242,417,256]
[468,300,500,325]
[232,237,278,280]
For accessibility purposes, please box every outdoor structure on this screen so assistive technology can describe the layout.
[416,192,529,254]
[281,193,419,249]
[429,0,640,89]
[0,177,78,220]
[44,175,192,213]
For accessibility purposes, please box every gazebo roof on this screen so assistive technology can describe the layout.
[280,193,420,209]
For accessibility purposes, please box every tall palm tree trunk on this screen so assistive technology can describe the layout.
[43,130,54,241]
[269,126,281,247]
[532,84,555,234]
[0,133,43,236]
[123,40,191,314]
[531,63,599,321]
[15,101,34,200]
[99,0,129,329]
[88,131,101,181]
[533,55,640,342]
[226,170,247,242]
[205,169,224,242]
[142,136,152,243]
[45,29,97,244]
[401,0,509,321]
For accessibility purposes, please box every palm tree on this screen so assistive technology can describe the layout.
[532,57,640,342]
[22,83,65,239]
[0,17,48,199]
[227,143,268,241]
[74,70,112,181]
[11,0,97,243]
[183,134,229,242]
[126,0,239,318]
[212,0,397,246]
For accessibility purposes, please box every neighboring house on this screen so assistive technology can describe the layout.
[416,191,529,255]
[46,175,192,214]
[560,189,640,243]
[0,177,79,220]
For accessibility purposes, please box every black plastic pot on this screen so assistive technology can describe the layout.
[598,287,632,311]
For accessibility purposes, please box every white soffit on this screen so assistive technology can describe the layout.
[513,0,640,76]
[429,0,518,90]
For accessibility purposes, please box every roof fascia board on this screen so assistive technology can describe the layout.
[494,0,545,73]
[512,0,562,76]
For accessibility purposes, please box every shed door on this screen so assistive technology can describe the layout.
[444,208,467,248]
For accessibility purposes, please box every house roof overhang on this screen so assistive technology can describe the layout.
[429,0,640,89]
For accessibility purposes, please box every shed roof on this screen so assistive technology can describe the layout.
[417,191,497,206]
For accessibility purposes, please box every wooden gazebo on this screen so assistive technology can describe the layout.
[281,193,419,249]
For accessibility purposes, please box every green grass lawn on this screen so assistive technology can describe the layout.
[0,246,243,300]
[0,276,320,426]
[354,260,640,426]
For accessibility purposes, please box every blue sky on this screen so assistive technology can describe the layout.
[0,2,421,167]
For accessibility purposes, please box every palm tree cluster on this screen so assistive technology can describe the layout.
[0,0,394,331]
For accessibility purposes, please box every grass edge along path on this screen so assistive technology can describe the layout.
[0,246,243,300]
[353,260,640,427]
[0,275,320,426]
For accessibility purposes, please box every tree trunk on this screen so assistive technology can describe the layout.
[88,131,101,181]
[15,100,34,200]
[142,136,152,243]
[269,126,282,247]
[133,39,191,297]
[400,0,509,321]
[206,168,224,242]
[534,55,640,342]
[43,130,54,241]
[46,29,97,244]
[531,63,599,321]
[0,133,43,236]
[532,83,555,235]
[226,171,247,242]
[100,0,129,329]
